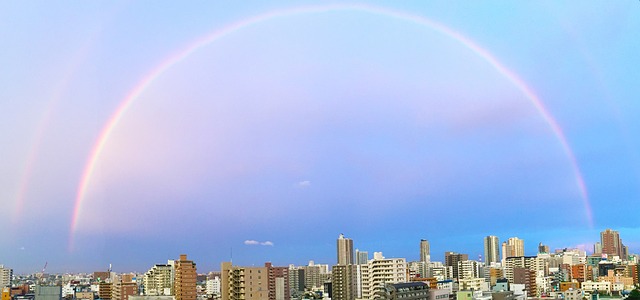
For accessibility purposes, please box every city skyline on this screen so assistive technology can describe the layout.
[1,1,639,273]
[0,229,634,274]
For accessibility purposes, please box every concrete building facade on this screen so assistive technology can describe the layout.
[420,240,431,263]
[144,264,174,296]
[363,253,408,299]
[331,265,357,300]
[484,236,500,265]
[337,234,354,265]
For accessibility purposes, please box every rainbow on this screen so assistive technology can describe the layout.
[68,3,593,250]
[13,40,95,225]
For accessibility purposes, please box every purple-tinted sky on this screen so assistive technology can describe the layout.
[1,1,639,274]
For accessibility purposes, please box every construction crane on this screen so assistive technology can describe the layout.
[37,262,47,285]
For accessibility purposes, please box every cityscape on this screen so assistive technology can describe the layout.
[1,229,639,300]
[2,3,640,300]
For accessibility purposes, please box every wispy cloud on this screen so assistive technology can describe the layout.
[297,180,311,188]
[244,240,274,246]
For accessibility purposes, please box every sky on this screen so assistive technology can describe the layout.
[1,1,639,274]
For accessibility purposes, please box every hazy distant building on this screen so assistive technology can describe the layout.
[206,276,221,296]
[94,272,111,283]
[356,249,369,265]
[337,234,354,265]
[301,261,330,290]
[538,243,550,254]
[420,240,431,263]
[600,229,623,258]
[174,255,196,300]
[594,242,602,254]
[144,264,174,296]
[484,236,500,264]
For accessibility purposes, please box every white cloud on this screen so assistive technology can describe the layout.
[244,240,274,246]
[298,180,311,188]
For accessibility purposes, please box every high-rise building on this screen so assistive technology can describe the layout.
[600,229,623,258]
[594,242,602,254]
[513,268,537,297]
[538,243,550,254]
[143,264,174,296]
[174,255,197,300]
[355,249,368,265]
[221,262,269,300]
[420,240,431,263]
[457,260,481,280]
[265,262,289,300]
[301,261,330,290]
[112,282,138,300]
[331,265,358,300]
[221,262,292,300]
[288,266,304,294]
[444,252,468,280]
[361,252,408,299]
[337,234,354,265]
[0,266,12,288]
[504,237,524,259]
[484,236,500,265]
[408,261,429,279]
[206,276,221,296]
[504,256,544,284]
[98,283,112,299]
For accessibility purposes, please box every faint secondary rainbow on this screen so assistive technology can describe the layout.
[13,39,95,225]
[68,3,593,250]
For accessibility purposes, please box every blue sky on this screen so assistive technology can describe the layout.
[1,1,639,274]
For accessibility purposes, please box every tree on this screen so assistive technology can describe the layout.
[627,289,640,300]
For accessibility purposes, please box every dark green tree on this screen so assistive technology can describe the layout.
[627,289,640,300]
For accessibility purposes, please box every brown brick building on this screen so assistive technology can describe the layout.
[175,254,197,300]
